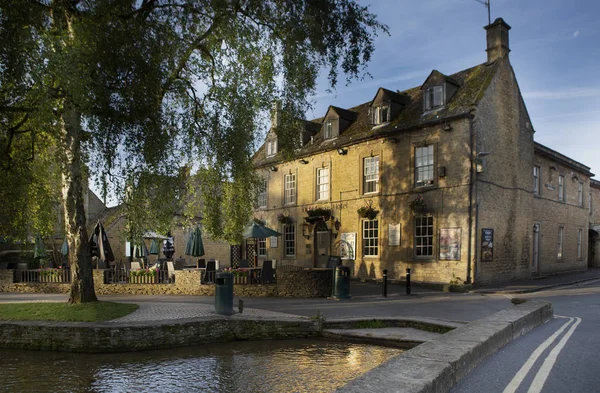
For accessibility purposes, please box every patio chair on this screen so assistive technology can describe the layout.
[239,259,249,268]
[198,259,206,269]
[261,260,274,284]
[203,260,216,283]
[131,261,141,270]
[167,261,175,283]
[175,258,186,270]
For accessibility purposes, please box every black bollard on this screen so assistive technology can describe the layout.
[382,269,388,297]
[406,268,411,295]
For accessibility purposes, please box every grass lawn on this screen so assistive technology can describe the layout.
[0,302,139,322]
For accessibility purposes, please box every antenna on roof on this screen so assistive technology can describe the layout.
[474,0,491,25]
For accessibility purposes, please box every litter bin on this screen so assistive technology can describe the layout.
[215,272,234,315]
[331,266,351,299]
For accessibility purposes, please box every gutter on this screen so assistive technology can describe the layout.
[467,113,475,284]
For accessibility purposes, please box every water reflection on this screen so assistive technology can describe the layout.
[1,340,401,393]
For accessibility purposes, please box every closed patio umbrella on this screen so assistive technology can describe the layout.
[89,220,115,263]
[60,238,69,257]
[163,232,175,259]
[149,239,160,255]
[34,234,47,259]
[186,227,205,258]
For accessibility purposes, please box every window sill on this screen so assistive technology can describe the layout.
[363,255,379,259]
[363,191,380,196]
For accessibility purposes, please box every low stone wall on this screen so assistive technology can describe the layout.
[276,268,333,297]
[0,269,315,297]
[0,316,320,352]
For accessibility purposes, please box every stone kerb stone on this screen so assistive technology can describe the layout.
[338,301,553,393]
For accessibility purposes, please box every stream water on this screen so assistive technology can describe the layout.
[0,339,401,392]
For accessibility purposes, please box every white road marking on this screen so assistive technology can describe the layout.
[502,317,574,393]
[526,317,582,393]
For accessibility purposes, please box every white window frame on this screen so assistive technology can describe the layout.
[578,182,583,206]
[372,105,389,125]
[558,175,565,201]
[577,229,583,259]
[284,173,296,205]
[362,219,379,257]
[415,145,435,187]
[557,226,564,259]
[424,85,444,110]
[266,139,277,157]
[363,156,379,194]
[324,120,332,140]
[283,224,295,257]
[316,167,329,201]
[414,215,434,258]
[257,178,267,208]
[533,166,540,195]
[257,238,267,257]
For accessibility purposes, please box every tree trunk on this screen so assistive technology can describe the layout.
[61,101,97,303]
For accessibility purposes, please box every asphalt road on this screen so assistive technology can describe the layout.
[451,279,600,393]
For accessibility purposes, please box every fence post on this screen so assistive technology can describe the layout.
[406,268,411,295]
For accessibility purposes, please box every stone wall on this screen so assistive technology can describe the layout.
[0,316,319,352]
[276,268,333,297]
[0,268,326,298]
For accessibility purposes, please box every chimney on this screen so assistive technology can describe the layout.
[485,17,511,63]
[271,100,282,128]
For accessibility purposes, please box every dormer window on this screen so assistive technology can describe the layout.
[424,86,444,110]
[266,138,277,157]
[324,120,333,140]
[372,105,389,125]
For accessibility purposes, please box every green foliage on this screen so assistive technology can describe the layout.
[0,1,387,248]
[0,302,139,322]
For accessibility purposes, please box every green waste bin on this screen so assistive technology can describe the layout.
[332,266,351,299]
[215,272,234,315]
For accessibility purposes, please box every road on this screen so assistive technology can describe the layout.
[451,279,600,393]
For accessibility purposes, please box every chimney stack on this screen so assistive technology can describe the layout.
[485,18,511,63]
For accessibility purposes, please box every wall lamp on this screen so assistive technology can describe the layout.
[270,166,278,172]
[336,147,348,155]
[442,123,453,132]
[302,222,312,239]
[475,152,491,173]
[299,159,309,165]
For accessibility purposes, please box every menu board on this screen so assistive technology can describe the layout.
[439,228,461,260]
[481,228,494,262]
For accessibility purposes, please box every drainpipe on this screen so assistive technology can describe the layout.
[467,114,475,284]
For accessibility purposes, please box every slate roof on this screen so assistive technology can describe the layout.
[254,60,499,167]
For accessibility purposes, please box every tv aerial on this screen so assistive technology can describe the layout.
[474,0,491,25]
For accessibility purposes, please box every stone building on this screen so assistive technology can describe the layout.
[588,179,600,267]
[251,18,596,286]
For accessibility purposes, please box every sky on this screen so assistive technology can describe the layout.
[306,0,600,176]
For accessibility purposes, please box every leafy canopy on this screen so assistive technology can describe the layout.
[0,0,387,244]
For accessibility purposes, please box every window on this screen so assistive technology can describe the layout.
[558,175,565,201]
[414,215,434,257]
[363,156,379,194]
[362,219,379,256]
[257,179,267,208]
[324,120,333,140]
[557,226,564,259]
[424,86,444,110]
[283,224,295,257]
[372,105,389,125]
[415,145,434,187]
[284,173,296,205]
[266,139,277,157]
[316,167,329,200]
[257,238,267,257]
[578,182,583,206]
[577,229,583,259]
[533,166,540,195]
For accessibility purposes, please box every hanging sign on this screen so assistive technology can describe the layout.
[439,228,461,260]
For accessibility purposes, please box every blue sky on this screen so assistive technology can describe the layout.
[307,0,600,176]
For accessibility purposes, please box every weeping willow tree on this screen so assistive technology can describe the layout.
[0,0,387,303]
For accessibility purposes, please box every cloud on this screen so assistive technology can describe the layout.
[523,88,600,100]
[573,30,580,37]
